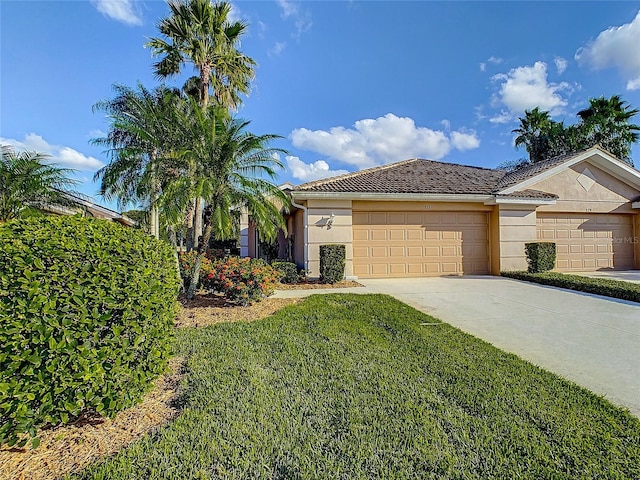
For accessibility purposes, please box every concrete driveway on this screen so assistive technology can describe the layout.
[358,276,640,417]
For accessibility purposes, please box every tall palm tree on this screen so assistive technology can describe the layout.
[92,83,185,238]
[147,0,257,246]
[576,95,640,164]
[147,0,255,110]
[512,107,559,163]
[168,101,288,299]
[0,146,81,223]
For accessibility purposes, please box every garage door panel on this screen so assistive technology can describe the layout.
[353,211,489,278]
[536,213,634,271]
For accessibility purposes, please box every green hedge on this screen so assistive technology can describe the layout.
[0,216,180,447]
[525,242,556,273]
[271,261,299,284]
[319,244,345,284]
[501,271,640,303]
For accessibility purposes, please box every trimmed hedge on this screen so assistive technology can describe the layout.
[525,242,556,273]
[271,261,299,284]
[320,244,345,284]
[501,271,640,303]
[0,216,180,447]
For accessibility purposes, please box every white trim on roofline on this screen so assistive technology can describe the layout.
[291,192,495,202]
[484,197,557,206]
[498,147,640,195]
[632,201,640,209]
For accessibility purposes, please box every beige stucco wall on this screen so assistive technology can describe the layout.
[305,199,354,278]
[532,161,638,214]
[498,207,537,271]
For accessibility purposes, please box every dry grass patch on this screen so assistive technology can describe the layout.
[276,280,363,290]
[176,294,302,328]
[0,357,185,480]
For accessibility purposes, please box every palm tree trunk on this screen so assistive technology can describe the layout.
[186,222,214,300]
[193,197,204,248]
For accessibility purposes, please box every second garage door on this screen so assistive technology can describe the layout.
[537,213,635,271]
[353,211,490,278]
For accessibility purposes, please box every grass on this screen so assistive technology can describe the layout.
[73,294,640,479]
[501,270,640,303]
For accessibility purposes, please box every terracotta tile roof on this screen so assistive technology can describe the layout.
[495,150,586,190]
[295,159,507,195]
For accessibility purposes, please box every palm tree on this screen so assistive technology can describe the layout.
[147,0,255,110]
[576,95,640,164]
[147,0,257,246]
[168,101,288,299]
[512,107,560,163]
[92,83,185,238]
[0,146,81,223]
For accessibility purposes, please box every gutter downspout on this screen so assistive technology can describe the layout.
[290,197,309,273]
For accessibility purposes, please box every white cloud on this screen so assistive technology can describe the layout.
[269,41,287,56]
[575,10,640,90]
[480,56,503,72]
[1,134,104,171]
[491,61,571,116]
[227,2,243,23]
[554,57,568,75]
[290,113,480,169]
[450,131,481,151]
[91,0,142,26]
[489,110,512,124]
[277,0,312,39]
[286,156,349,182]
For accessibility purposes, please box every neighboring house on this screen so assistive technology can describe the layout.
[45,192,135,227]
[241,146,640,278]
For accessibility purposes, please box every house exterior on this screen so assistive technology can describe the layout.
[45,192,135,227]
[242,146,640,279]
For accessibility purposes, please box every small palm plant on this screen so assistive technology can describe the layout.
[0,145,80,223]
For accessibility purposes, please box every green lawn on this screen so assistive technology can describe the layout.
[74,294,640,479]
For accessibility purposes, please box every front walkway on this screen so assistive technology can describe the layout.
[273,276,640,417]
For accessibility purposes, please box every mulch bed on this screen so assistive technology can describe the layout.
[0,357,185,480]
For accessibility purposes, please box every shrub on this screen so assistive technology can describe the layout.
[0,216,180,447]
[320,244,345,284]
[501,271,640,303]
[178,250,214,291]
[525,242,556,273]
[205,257,278,305]
[272,261,299,284]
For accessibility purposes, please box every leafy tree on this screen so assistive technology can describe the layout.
[512,107,556,164]
[166,101,288,299]
[0,146,80,223]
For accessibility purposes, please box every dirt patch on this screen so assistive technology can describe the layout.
[276,280,363,290]
[0,357,185,480]
[176,294,302,328]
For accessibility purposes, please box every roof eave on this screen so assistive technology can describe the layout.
[487,197,557,206]
[291,191,495,202]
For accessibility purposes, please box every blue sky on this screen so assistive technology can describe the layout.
[3,1,640,210]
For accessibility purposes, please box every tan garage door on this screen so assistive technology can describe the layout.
[353,211,490,278]
[536,213,635,271]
